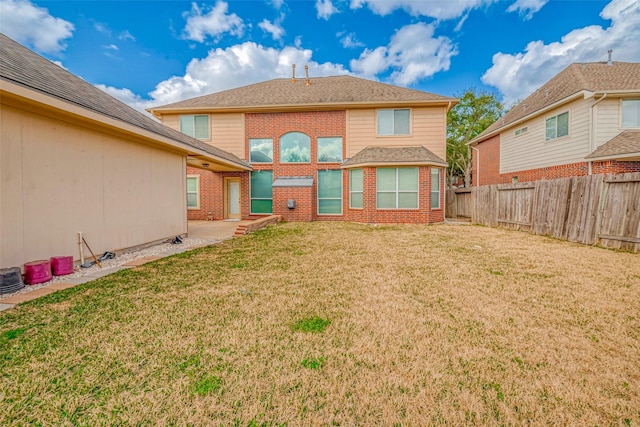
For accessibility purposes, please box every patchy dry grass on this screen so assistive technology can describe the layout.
[1,222,639,426]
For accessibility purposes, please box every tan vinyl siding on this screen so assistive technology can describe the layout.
[595,98,625,148]
[1,104,186,269]
[210,113,245,159]
[346,107,446,159]
[161,113,245,160]
[500,98,591,173]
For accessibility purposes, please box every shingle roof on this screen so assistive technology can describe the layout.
[585,130,640,160]
[341,146,447,168]
[472,62,640,144]
[272,176,314,187]
[150,75,456,112]
[0,33,250,171]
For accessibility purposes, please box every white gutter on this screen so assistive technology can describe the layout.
[588,93,608,175]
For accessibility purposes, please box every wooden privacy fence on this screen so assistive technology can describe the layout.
[451,173,640,252]
[445,188,472,219]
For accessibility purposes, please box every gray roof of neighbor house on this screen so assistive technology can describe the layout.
[586,130,640,161]
[470,62,640,145]
[149,75,457,114]
[0,33,250,171]
[341,146,447,169]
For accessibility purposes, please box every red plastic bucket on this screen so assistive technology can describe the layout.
[24,260,52,285]
[51,256,74,276]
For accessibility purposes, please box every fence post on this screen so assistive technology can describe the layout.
[592,174,610,247]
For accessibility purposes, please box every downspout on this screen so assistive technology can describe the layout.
[471,145,480,186]
[589,93,608,175]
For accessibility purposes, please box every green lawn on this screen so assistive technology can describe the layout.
[1,222,638,426]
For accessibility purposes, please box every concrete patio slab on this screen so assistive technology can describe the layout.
[188,220,252,241]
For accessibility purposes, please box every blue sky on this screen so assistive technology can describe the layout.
[1,0,639,113]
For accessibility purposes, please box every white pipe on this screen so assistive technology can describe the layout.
[78,231,84,265]
[471,145,480,186]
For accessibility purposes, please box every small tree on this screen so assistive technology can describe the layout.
[447,88,503,188]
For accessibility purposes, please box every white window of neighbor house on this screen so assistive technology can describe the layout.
[622,99,640,128]
[376,167,418,209]
[377,109,410,135]
[180,115,209,139]
[545,111,569,140]
[186,175,200,209]
[431,168,441,209]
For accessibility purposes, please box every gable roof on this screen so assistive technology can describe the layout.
[470,62,640,145]
[0,33,250,172]
[341,146,447,169]
[585,130,640,161]
[149,75,457,115]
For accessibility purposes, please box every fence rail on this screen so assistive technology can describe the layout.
[447,173,640,253]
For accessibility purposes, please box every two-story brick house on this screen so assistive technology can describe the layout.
[148,74,457,224]
[469,61,640,186]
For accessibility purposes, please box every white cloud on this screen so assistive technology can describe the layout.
[506,0,548,20]
[482,0,640,106]
[316,0,338,20]
[104,44,119,51]
[269,0,285,9]
[259,17,285,40]
[350,22,457,85]
[349,0,495,20]
[101,42,348,114]
[0,0,74,53]
[182,1,244,42]
[119,30,135,41]
[339,32,364,48]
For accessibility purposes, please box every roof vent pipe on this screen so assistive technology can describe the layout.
[607,50,613,66]
[305,65,310,86]
[291,64,296,83]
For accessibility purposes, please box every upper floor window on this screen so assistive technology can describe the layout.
[180,115,209,139]
[280,132,310,163]
[622,99,640,128]
[249,138,273,163]
[318,137,343,163]
[545,111,569,141]
[377,109,410,135]
[515,127,528,136]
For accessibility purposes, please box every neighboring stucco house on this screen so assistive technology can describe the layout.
[148,73,457,224]
[469,61,640,186]
[0,33,250,269]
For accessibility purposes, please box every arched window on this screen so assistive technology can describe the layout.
[280,132,310,163]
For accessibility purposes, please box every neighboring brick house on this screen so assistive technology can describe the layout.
[468,61,640,186]
[148,74,457,223]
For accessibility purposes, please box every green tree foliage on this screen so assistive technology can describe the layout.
[447,89,504,188]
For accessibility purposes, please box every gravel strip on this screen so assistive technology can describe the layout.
[1,237,218,299]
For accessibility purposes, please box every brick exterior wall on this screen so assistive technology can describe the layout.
[472,135,640,186]
[188,110,445,224]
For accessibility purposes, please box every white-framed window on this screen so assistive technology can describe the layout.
[622,99,640,128]
[180,115,209,139]
[318,170,342,215]
[376,167,418,209]
[349,169,363,209]
[250,170,273,214]
[186,175,200,209]
[431,168,441,209]
[280,132,310,163]
[545,111,569,140]
[377,109,410,135]
[515,127,528,136]
[318,137,343,163]
[249,138,273,163]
